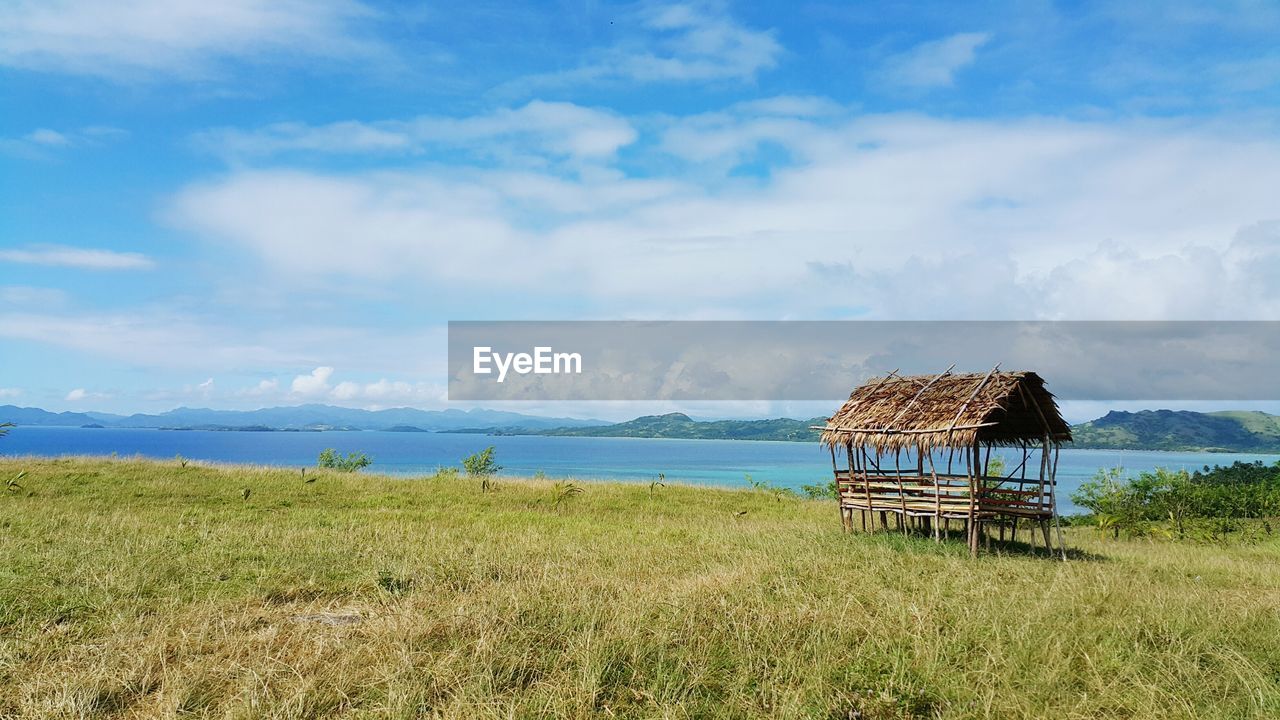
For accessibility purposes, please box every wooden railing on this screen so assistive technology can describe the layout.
[833,471,1052,519]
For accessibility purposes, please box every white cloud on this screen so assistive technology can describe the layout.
[26,128,69,146]
[0,0,381,79]
[331,380,361,400]
[291,366,334,395]
[242,378,279,396]
[166,111,1280,321]
[240,369,444,407]
[0,286,69,306]
[882,32,991,88]
[196,101,637,163]
[65,388,110,402]
[328,378,445,406]
[0,125,127,158]
[508,3,780,91]
[0,388,22,399]
[0,244,154,270]
[0,310,318,369]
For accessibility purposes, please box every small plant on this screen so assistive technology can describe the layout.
[462,446,502,492]
[801,479,837,499]
[0,422,12,438]
[175,454,189,469]
[553,481,583,510]
[533,470,548,481]
[745,473,794,502]
[240,487,252,501]
[433,466,460,481]
[317,448,372,472]
[650,472,666,494]
[376,569,414,595]
[6,471,25,492]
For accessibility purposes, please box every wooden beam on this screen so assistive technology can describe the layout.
[881,363,956,432]
[812,421,998,434]
[945,363,1000,443]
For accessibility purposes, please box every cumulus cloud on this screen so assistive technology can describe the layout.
[167,110,1280,321]
[241,379,279,396]
[252,369,443,406]
[0,0,382,79]
[0,244,154,270]
[65,388,110,402]
[291,366,334,395]
[882,32,991,88]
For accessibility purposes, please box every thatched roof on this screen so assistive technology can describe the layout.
[820,368,1072,452]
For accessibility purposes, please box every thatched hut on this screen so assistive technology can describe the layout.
[816,366,1072,557]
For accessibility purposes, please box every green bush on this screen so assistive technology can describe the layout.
[1072,461,1280,539]
[317,448,372,473]
[462,446,502,492]
[461,446,502,477]
[800,479,837,499]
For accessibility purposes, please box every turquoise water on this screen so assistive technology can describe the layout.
[4,426,1276,514]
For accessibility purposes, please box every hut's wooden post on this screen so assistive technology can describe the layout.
[1049,442,1067,561]
[895,449,907,536]
[833,446,855,533]
[857,446,873,531]
[1036,441,1050,555]
[968,441,981,557]
[925,451,942,542]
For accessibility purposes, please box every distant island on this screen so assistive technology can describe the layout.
[6,404,1280,453]
[1070,410,1280,452]
[474,410,1280,453]
[521,413,824,442]
[0,404,608,433]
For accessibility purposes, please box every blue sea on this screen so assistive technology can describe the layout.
[4,426,1277,514]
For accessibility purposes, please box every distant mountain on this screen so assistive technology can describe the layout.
[499,409,1280,453]
[529,413,825,442]
[0,405,104,427]
[0,404,608,432]
[7,402,1279,452]
[1071,410,1280,453]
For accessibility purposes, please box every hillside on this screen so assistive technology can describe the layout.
[1,457,1276,718]
[527,409,1280,452]
[0,404,608,432]
[532,412,824,442]
[1071,410,1280,452]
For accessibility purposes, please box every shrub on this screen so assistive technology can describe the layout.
[552,481,583,509]
[800,479,837,499]
[1071,462,1280,539]
[462,446,502,492]
[317,448,372,473]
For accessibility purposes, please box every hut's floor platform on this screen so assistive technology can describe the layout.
[835,472,1054,520]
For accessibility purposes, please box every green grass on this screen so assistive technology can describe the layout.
[1,457,1279,719]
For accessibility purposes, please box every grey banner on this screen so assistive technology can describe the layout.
[447,321,1280,401]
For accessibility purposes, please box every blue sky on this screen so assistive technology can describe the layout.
[2,0,1280,419]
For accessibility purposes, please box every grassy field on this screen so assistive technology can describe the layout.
[1,457,1278,719]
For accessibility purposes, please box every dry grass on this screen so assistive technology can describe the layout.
[1,456,1278,719]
